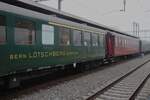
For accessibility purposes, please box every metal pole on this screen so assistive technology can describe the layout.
[133,22,136,35]
[135,23,137,36]
[133,22,140,37]
[58,0,63,11]
[138,24,140,37]
[123,0,126,12]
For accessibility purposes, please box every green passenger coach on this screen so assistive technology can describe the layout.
[0,2,106,87]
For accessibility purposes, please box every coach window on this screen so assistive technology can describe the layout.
[15,20,35,45]
[59,27,70,46]
[122,38,124,48]
[0,16,6,44]
[120,38,123,48]
[123,39,125,48]
[83,31,91,46]
[115,37,118,47]
[92,33,98,46]
[118,37,121,47]
[99,35,104,47]
[42,24,54,45]
[124,39,126,48]
[125,39,127,48]
[73,29,82,46]
[126,39,128,48]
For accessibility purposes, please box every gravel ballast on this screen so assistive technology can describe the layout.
[13,55,150,100]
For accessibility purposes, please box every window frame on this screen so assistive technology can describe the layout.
[14,18,36,45]
[83,31,91,47]
[99,34,104,47]
[0,15,6,45]
[115,36,118,47]
[42,24,55,45]
[59,26,71,46]
[92,33,98,47]
[72,29,82,46]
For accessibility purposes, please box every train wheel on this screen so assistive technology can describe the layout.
[4,77,20,89]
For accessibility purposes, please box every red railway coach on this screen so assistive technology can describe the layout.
[106,32,140,58]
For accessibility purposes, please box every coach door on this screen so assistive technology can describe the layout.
[106,33,115,57]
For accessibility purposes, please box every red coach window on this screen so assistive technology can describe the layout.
[15,20,35,45]
[115,37,118,47]
[0,16,6,44]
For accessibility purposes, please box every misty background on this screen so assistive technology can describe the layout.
[38,0,150,40]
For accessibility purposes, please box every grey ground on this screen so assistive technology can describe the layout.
[13,55,150,100]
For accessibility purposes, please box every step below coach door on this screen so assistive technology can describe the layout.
[106,33,115,57]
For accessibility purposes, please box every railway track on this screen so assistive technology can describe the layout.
[84,60,150,100]
[1,56,149,100]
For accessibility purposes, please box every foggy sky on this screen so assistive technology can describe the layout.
[40,0,150,36]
